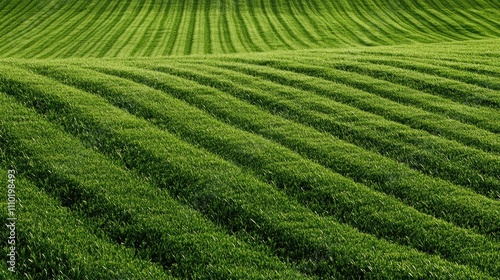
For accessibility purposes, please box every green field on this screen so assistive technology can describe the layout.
[1,0,499,279]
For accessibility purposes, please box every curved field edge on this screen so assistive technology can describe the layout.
[0,0,499,58]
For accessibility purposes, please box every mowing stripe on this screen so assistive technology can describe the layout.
[31,62,500,277]
[215,5,228,54]
[0,63,492,279]
[82,61,500,240]
[163,0,186,56]
[103,0,148,57]
[0,0,32,36]
[1,1,77,58]
[20,0,90,58]
[81,0,133,58]
[220,2,237,53]
[0,85,310,280]
[72,0,130,58]
[172,60,500,199]
[190,0,206,54]
[359,0,432,44]
[0,0,61,47]
[52,0,117,58]
[268,0,313,48]
[170,0,195,55]
[415,3,477,41]
[312,0,365,46]
[348,1,400,46]
[241,0,272,51]
[224,1,250,53]
[113,0,158,57]
[293,0,347,46]
[0,166,174,279]
[256,57,500,154]
[370,1,449,43]
[182,0,199,55]
[466,8,500,35]
[403,1,467,42]
[34,0,107,59]
[245,0,275,50]
[144,0,173,57]
[333,1,380,46]
[258,0,295,50]
[129,0,164,57]
[451,9,500,38]
[281,0,322,47]
[396,1,457,42]
[202,0,213,54]
[94,0,140,57]
[1,0,500,58]
[232,0,262,52]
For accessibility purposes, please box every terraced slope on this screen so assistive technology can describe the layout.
[1,38,499,278]
[0,0,500,58]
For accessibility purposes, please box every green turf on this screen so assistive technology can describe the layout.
[1,0,499,279]
[0,0,499,58]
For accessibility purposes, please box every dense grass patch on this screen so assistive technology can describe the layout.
[1,62,497,279]
[1,0,499,278]
[0,0,500,58]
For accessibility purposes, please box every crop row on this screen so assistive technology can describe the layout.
[163,59,500,199]
[218,56,500,154]
[74,60,500,239]
[222,54,500,135]
[0,90,307,279]
[1,0,500,58]
[104,57,499,201]
[349,55,500,91]
[320,60,500,109]
[26,61,500,277]
[0,167,174,279]
[0,64,493,278]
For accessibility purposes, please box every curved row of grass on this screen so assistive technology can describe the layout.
[227,56,500,133]
[2,36,500,278]
[101,57,500,199]
[0,168,175,280]
[0,62,496,278]
[77,62,499,235]
[20,61,500,277]
[0,92,310,279]
[156,60,500,198]
[0,0,500,58]
[207,58,500,153]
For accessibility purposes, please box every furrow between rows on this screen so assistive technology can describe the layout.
[0,167,174,279]
[0,63,491,279]
[0,87,309,280]
[29,62,500,277]
[76,61,500,240]
[149,60,500,199]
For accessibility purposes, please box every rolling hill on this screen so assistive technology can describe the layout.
[1,0,500,58]
[1,0,499,279]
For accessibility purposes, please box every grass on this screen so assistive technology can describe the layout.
[20,61,500,275]
[1,0,499,278]
[0,0,499,58]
